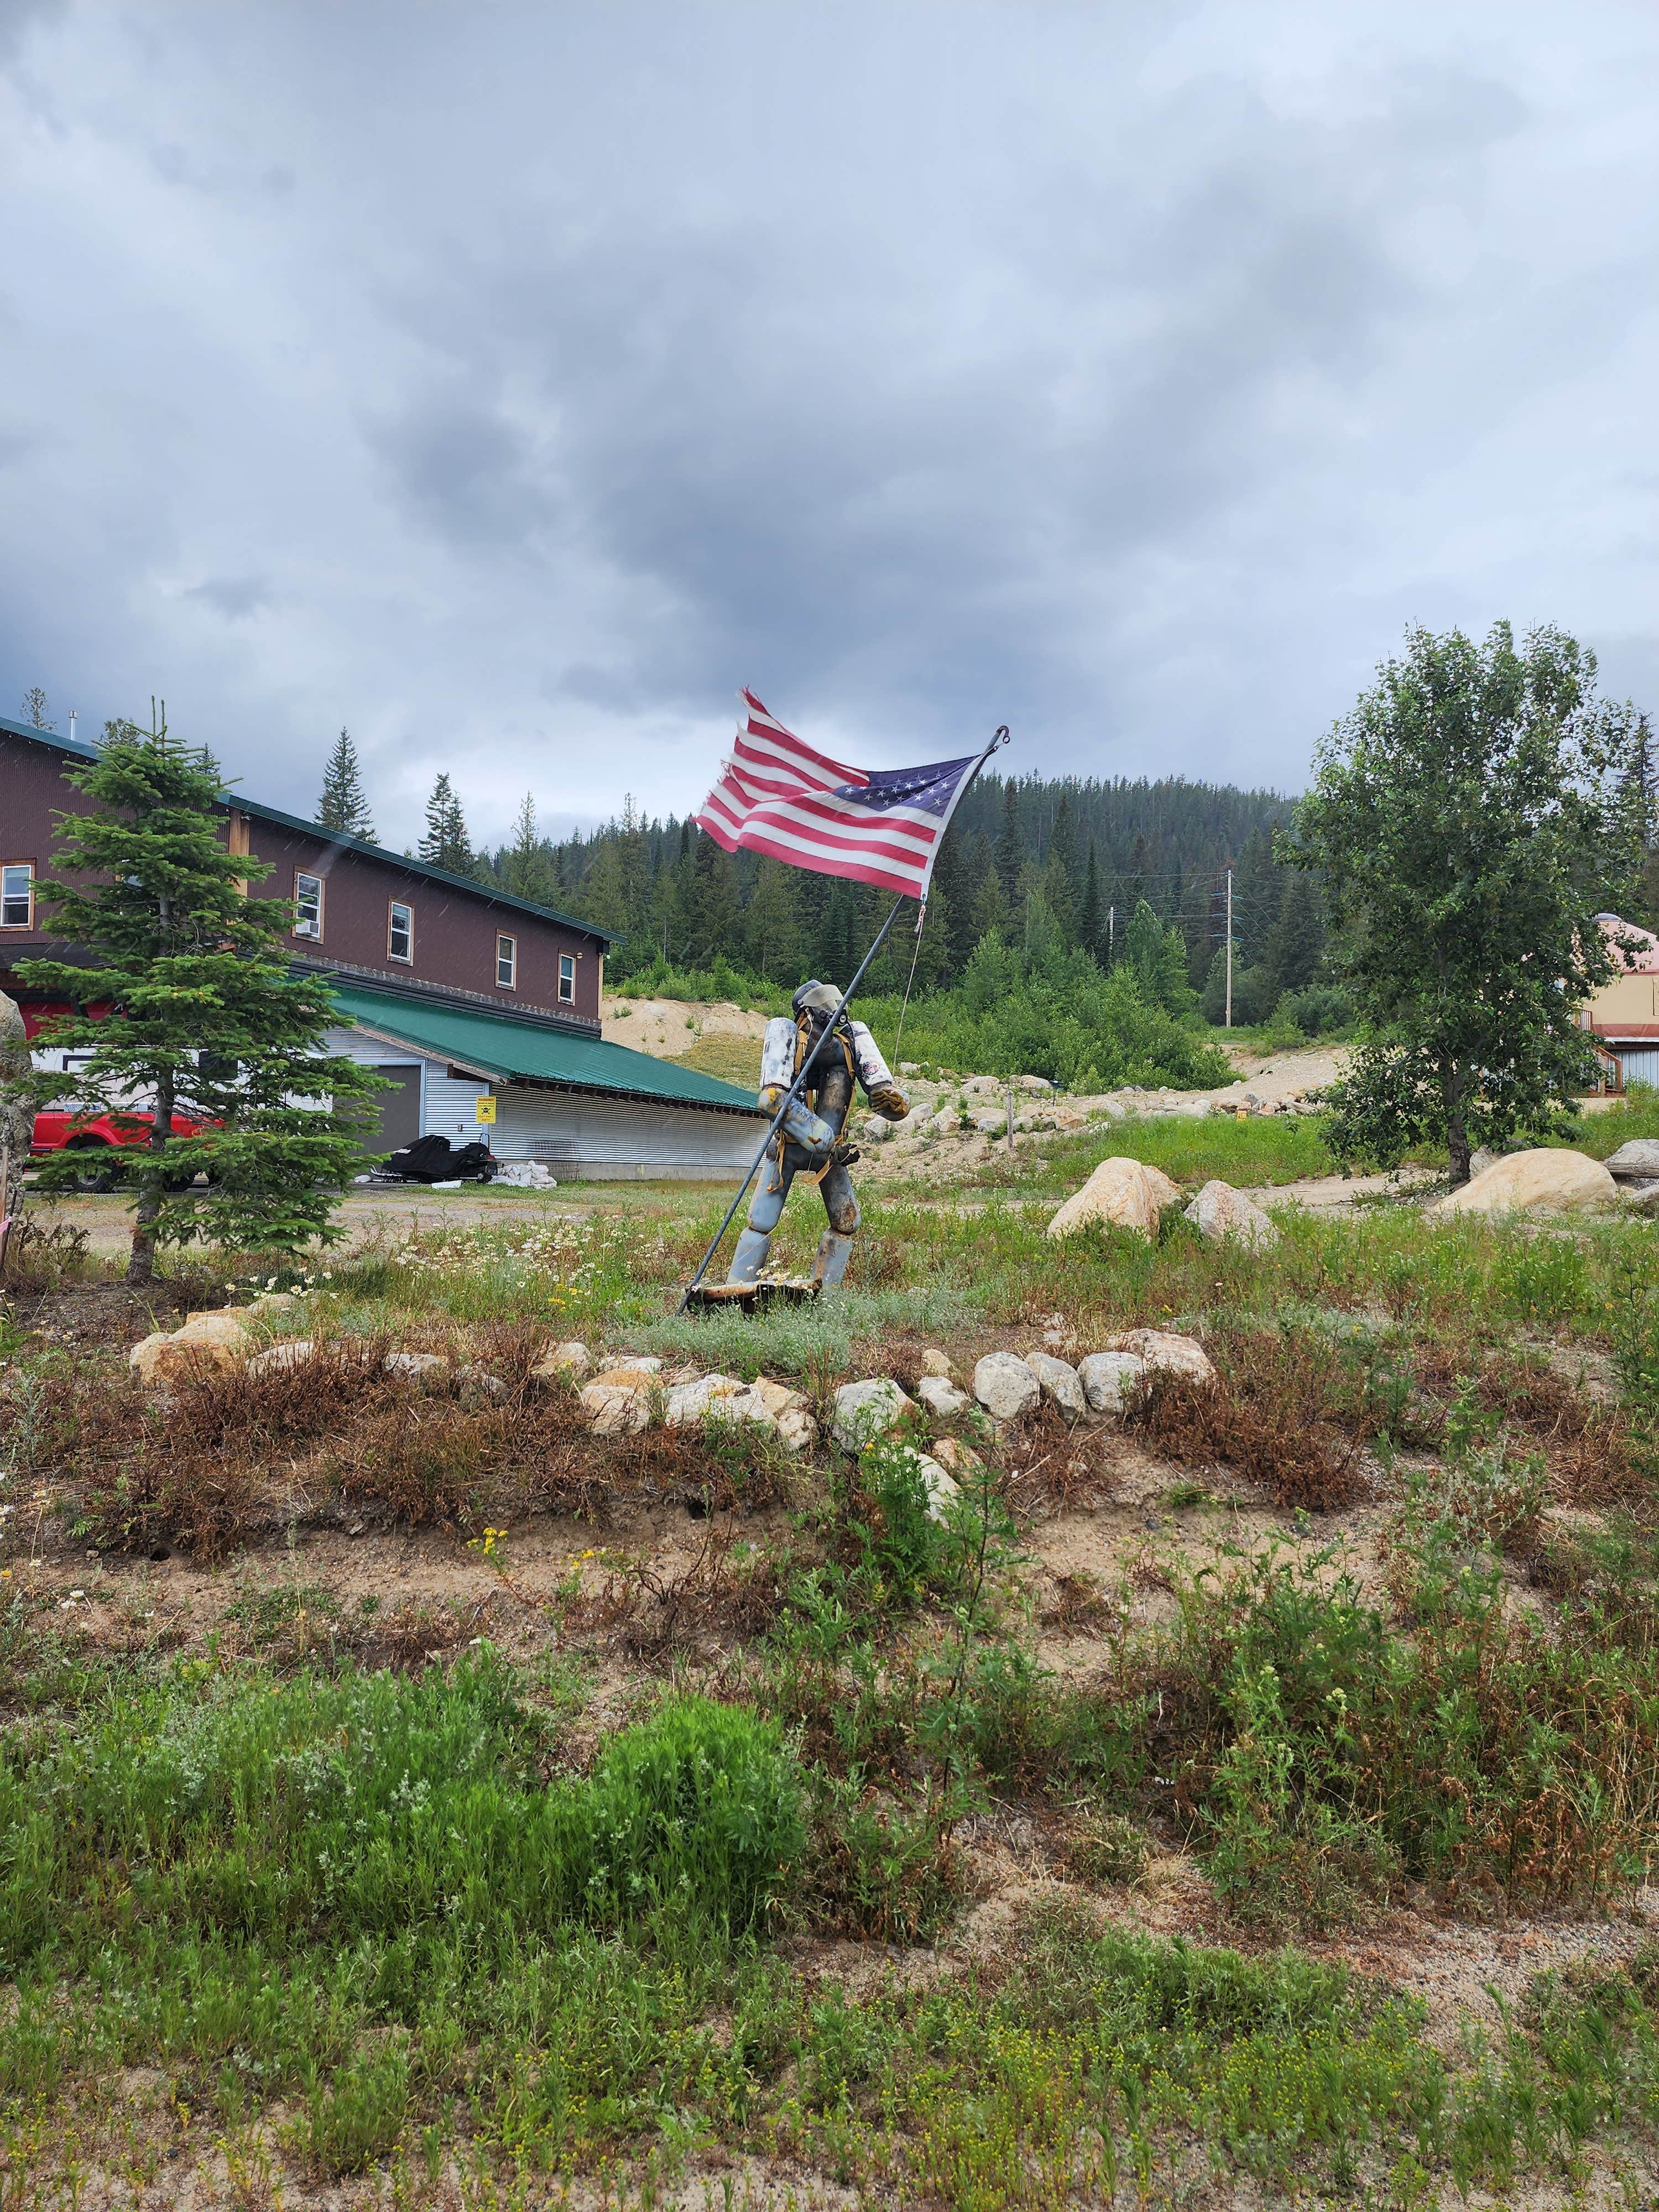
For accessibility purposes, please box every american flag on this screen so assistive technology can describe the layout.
[695,690,982,901]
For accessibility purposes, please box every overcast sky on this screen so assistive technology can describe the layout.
[3,2,1657,848]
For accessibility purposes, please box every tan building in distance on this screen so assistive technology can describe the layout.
[1584,914,1659,1090]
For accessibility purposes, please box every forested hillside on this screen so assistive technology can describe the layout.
[478,774,1327,1025]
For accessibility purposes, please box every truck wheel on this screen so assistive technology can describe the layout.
[65,1143,120,1193]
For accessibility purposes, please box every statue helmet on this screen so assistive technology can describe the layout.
[792,979,843,1024]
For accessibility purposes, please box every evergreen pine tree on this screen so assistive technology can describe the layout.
[18,714,383,1283]
[970,854,1013,941]
[502,792,560,905]
[418,773,476,875]
[20,686,53,730]
[1264,870,1326,997]
[1078,840,1103,959]
[995,779,1027,895]
[1048,791,1079,901]
[689,832,740,961]
[745,858,805,981]
[317,727,375,841]
[815,881,860,984]
[926,826,974,983]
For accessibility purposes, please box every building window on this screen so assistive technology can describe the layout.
[558,952,576,1003]
[294,869,324,940]
[496,933,517,988]
[388,900,414,962]
[0,863,32,928]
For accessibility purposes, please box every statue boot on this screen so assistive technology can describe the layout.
[812,1229,856,1292]
[727,1225,774,1286]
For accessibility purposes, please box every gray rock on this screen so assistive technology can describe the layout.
[1621,1180,1659,1215]
[1027,1350,1086,1417]
[1604,1140,1659,1180]
[531,1339,591,1385]
[831,1376,916,1451]
[384,1350,448,1379]
[914,1453,961,1522]
[775,1406,818,1453]
[918,1374,971,1420]
[1077,1350,1146,1416]
[456,1364,508,1401]
[972,1351,1040,1421]
[919,1348,954,1379]
[665,1374,773,1428]
[1183,1178,1280,1251]
[244,1338,317,1379]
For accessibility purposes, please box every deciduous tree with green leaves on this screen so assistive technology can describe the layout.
[19,717,384,1283]
[1291,622,1646,1182]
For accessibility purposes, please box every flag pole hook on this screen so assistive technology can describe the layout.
[676,722,1010,1312]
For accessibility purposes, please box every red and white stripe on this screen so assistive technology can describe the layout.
[696,690,942,899]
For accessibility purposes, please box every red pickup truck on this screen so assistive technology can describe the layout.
[30,1110,212,1190]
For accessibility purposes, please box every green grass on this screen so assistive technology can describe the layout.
[963,1106,1341,1194]
[3,1632,1658,2203]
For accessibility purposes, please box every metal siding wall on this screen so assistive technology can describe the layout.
[490,1086,757,1172]
[1616,1047,1659,1088]
[319,1028,758,1171]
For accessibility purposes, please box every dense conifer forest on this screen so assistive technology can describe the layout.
[474,774,1328,1029]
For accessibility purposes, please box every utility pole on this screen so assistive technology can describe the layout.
[1224,866,1233,1029]
[1107,904,1115,966]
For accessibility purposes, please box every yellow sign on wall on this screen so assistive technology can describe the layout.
[475,1095,497,1125]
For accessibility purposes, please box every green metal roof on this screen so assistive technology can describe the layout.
[328,981,763,1117]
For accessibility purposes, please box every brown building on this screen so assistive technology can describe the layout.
[2,713,761,1175]
[1,713,607,1031]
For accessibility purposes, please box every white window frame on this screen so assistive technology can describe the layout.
[0,861,33,929]
[496,932,517,989]
[388,899,414,963]
[293,869,324,941]
[558,952,576,1003]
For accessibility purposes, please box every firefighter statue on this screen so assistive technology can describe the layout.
[726,980,910,1293]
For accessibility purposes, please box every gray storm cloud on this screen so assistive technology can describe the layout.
[1,1,1656,846]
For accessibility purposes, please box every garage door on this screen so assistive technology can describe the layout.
[363,1066,422,1154]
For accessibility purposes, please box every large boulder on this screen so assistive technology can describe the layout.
[1077,1350,1146,1416]
[1026,1350,1086,1418]
[1183,1179,1279,1251]
[1046,1157,1181,1241]
[1604,1139,1659,1181]
[1101,1329,1215,1385]
[972,1351,1040,1420]
[831,1376,916,1450]
[1430,1149,1617,1218]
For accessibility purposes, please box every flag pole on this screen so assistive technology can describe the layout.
[676,723,1010,1312]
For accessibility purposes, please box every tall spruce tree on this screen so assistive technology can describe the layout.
[18,716,383,1283]
[1078,840,1103,959]
[317,727,375,841]
[502,792,559,905]
[418,773,476,875]
[995,779,1026,895]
